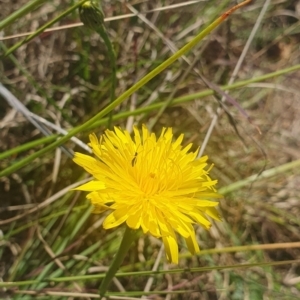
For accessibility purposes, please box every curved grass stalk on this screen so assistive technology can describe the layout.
[2,0,88,57]
[1,255,300,289]
[0,0,251,178]
[1,63,300,162]
[0,0,46,31]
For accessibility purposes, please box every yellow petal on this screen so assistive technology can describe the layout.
[75,180,105,191]
[185,232,200,255]
[103,211,127,229]
[162,234,178,264]
[205,207,222,221]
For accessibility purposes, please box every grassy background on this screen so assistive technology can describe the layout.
[1,0,300,299]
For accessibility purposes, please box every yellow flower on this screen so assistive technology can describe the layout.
[73,125,221,264]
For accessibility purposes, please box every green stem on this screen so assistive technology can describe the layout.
[79,1,117,129]
[99,226,139,298]
[96,25,117,129]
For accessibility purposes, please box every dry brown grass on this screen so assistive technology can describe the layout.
[1,0,300,299]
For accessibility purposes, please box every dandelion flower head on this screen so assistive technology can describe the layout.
[73,125,221,263]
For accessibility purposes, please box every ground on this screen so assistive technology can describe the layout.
[1,0,300,299]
